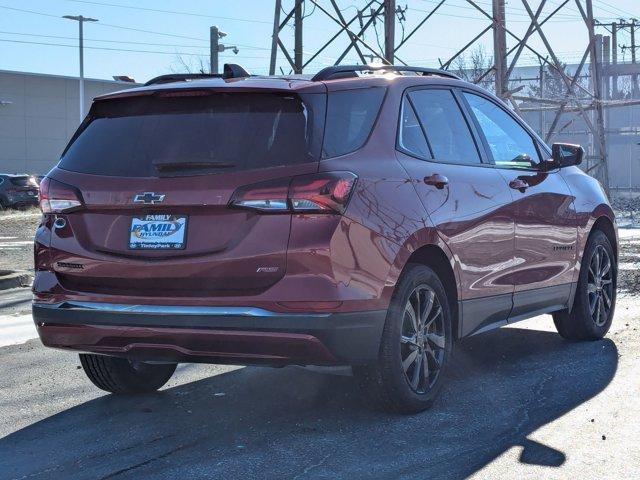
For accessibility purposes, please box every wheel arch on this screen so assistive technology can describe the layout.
[590,215,618,261]
[401,243,461,340]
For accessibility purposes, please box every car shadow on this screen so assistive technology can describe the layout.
[0,327,618,480]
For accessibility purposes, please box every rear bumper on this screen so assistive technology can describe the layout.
[4,198,38,208]
[33,302,386,366]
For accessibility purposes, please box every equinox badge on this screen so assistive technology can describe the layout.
[134,192,165,204]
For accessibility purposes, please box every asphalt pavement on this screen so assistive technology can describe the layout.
[0,294,638,479]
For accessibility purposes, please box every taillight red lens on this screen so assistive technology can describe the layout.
[289,172,357,214]
[39,177,83,213]
[229,172,357,215]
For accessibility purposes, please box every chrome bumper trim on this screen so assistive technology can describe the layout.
[33,301,330,318]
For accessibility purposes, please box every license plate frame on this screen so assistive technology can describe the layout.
[129,214,187,250]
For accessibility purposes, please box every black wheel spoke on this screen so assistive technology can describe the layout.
[402,349,419,373]
[426,349,441,371]
[587,245,614,327]
[411,352,423,389]
[421,290,435,326]
[399,284,446,394]
[426,332,446,349]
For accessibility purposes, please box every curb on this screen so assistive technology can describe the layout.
[0,272,33,290]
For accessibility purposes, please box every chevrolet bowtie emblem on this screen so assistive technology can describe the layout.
[133,192,165,204]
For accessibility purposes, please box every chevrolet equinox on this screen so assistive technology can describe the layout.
[33,64,618,413]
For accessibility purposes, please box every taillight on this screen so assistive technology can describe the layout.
[229,172,357,215]
[39,177,83,213]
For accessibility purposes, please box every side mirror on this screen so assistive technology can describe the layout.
[550,143,584,169]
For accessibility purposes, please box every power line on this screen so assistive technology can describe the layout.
[0,29,271,51]
[0,30,208,49]
[61,0,273,25]
[0,37,271,58]
[0,4,271,51]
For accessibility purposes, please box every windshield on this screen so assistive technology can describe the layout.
[59,92,325,177]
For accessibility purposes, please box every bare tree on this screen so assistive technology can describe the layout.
[170,55,209,74]
[452,45,494,91]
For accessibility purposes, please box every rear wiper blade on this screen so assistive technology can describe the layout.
[153,161,236,172]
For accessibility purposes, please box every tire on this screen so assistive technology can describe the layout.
[79,354,177,394]
[553,230,616,341]
[354,264,453,414]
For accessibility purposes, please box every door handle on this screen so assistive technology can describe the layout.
[509,178,528,192]
[424,174,449,189]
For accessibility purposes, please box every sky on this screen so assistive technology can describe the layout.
[0,0,639,83]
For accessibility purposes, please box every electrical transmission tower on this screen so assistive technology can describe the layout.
[269,0,640,192]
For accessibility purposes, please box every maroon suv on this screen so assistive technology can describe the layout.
[33,64,617,413]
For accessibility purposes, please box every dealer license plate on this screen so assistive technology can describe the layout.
[129,214,187,250]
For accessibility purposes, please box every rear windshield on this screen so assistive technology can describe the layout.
[9,176,32,187]
[59,87,386,177]
[60,93,325,177]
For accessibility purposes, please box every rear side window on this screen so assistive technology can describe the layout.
[322,87,386,158]
[398,98,430,158]
[60,93,325,177]
[409,89,481,165]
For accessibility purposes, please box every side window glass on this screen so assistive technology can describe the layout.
[464,92,541,169]
[398,97,430,158]
[409,89,481,165]
[322,87,386,158]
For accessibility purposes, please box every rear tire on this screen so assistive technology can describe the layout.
[79,354,176,394]
[354,264,453,414]
[553,230,616,341]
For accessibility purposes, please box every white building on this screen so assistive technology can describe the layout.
[0,69,138,175]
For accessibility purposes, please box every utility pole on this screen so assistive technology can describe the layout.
[631,19,638,98]
[294,0,303,73]
[492,0,507,99]
[539,62,545,136]
[384,0,396,64]
[210,26,239,74]
[586,0,610,193]
[603,35,611,99]
[63,15,98,122]
[210,26,220,74]
[612,22,618,99]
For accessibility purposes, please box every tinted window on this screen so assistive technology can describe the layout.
[322,87,386,158]
[60,93,325,177]
[464,92,540,169]
[9,176,31,187]
[398,97,430,158]
[409,89,481,164]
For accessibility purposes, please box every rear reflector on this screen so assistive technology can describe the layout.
[39,177,83,213]
[229,172,357,214]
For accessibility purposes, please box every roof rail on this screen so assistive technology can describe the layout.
[311,65,461,82]
[145,63,251,86]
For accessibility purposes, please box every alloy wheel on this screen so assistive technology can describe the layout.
[587,244,614,327]
[400,284,446,394]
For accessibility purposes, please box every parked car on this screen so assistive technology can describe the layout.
[32,64,617,413]
[0,174,39,210]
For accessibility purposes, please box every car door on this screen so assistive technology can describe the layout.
[395,87,516,336]
[461,91,577,320]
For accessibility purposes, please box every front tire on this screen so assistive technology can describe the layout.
[79,354,176,394]
[354,264,453,414]
[553,230,616,341]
